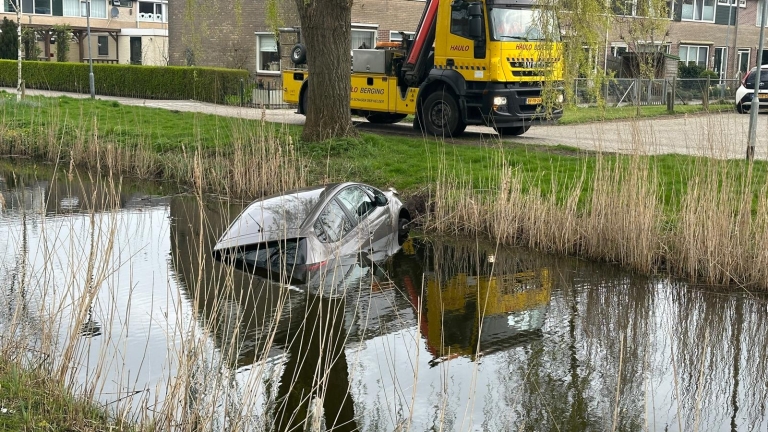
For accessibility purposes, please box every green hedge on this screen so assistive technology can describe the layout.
[0,60,249,104]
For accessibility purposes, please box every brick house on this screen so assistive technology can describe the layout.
[0,0,168,65]
[168,0,427,82]
[607,0,768,80]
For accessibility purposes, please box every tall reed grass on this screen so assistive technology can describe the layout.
[427,120,768,290]
[0,97,304,200]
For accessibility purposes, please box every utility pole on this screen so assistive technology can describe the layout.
[86,0,95,99]
[747,0,768,160]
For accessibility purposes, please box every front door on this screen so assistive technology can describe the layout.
[713,47,727,83]
[129,37,142,65]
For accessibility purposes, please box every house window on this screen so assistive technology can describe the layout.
[98,35,108,56]
[34,0,50,14]
[738,48,750,74]
[3,0,19,12]
[80,0,106,18]
[138,1,166,22]
[678,45,709,67]
[611,43,628,57]
[389,31,415,41]
[681,0,715,21]
[719,0,745,5]
[612,0,638,15]
[351,29,376,50]
[256,34,280,73]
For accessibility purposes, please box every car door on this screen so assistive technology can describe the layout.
[335,186,391,252]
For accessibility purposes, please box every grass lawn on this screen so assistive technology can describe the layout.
[2,92,765,213]
[559,103,734,125]
[0,360,123,431]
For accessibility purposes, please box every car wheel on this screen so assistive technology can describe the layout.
[398,217,410,239]
[421,90,465,137]
[496,125,530,137]
[736,103,748,114]
[291,43,307,65]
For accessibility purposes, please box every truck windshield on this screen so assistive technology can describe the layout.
[489,7,560,42]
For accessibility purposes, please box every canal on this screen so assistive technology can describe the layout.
[0,163,766,431]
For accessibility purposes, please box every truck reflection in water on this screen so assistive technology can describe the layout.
[396,239,552,366]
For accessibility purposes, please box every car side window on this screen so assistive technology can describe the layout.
[336,186,376,222]
[361,185,387,206]
[314,200,353,243]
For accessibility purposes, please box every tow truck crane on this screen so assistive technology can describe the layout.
[282,0,564,137]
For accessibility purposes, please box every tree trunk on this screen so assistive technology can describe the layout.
[295,0,356,142]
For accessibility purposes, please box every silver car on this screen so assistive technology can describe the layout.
[213,182,410,279]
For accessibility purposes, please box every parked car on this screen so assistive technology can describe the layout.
[735,65,768,114]
[212,182,411,279]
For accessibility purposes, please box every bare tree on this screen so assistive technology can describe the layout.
[8,0,23,101]
[294,0,355,142]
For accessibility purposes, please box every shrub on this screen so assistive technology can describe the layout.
[0,60,249,103]
[52,25,70,63]
[678,63,706,79]
[22,27,41,60]
[0,18,18,60]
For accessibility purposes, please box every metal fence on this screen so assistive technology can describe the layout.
[251,81,291,109]
[571,78,740,107]
[243,77,741,110]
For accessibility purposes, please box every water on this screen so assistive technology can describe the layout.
[1,162,767,431]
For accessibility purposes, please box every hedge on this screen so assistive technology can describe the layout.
[0,60,249,104]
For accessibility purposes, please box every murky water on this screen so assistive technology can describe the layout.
[1,162,768,431]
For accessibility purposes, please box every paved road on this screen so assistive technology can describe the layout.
[5,87,767,160]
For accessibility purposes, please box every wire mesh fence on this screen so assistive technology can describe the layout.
[571,78,740,107]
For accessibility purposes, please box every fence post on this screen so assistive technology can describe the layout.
[574,78,578,104]
[670,78,677,112]
[635,78,641,115]
[703,76,710,111]
[240,78,245,107]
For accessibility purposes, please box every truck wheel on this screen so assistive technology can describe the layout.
[495,125,530,137]
[412,112,424,131]
[299,88,308,116]
[291,43,307,65]
[366,113,407,124]
[421,91,465,137]
[736,103,748,114]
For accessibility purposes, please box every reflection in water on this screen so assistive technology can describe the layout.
[2,163,768,431]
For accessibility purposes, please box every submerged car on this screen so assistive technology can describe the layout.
[736,65,768,114]
[213,182,411,279]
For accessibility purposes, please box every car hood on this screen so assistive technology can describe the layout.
[213,187,325,251]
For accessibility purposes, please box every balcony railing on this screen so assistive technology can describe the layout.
[138,12,165,22]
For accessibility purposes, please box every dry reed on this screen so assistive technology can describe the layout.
[426,120,768,290]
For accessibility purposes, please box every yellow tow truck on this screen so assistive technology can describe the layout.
[283,0,564,137]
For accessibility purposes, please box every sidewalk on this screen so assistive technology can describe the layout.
[1,87,307,125]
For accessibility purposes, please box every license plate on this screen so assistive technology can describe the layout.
[759,94,768,100]
[526,97,543,105]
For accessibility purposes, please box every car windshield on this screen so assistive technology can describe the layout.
[489,7,559,42]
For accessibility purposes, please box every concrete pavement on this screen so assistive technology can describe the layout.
[4,87,766,160]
